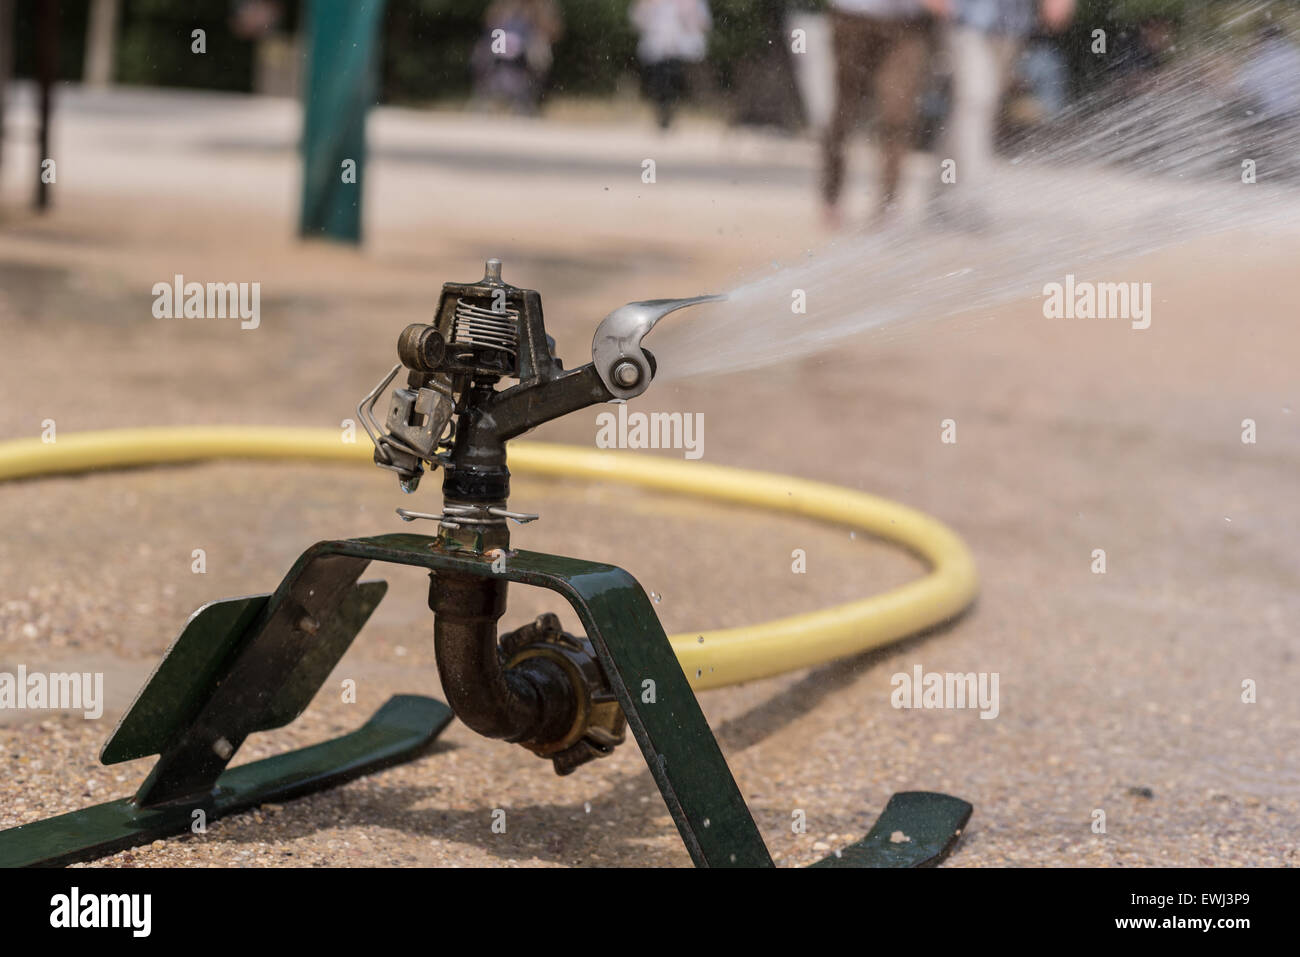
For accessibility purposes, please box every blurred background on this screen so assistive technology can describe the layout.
[6,2,1294,137]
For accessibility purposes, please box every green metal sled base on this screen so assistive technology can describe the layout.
[0,695,451,868]
[0,534,970,868]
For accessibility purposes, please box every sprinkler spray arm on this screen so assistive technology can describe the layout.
[591,294,724,401]
[458,291,725,448]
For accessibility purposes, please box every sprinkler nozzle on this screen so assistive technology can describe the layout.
[591,294,725,400]
[612,360,641,388]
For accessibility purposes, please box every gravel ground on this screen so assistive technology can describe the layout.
[0,87,1296,867]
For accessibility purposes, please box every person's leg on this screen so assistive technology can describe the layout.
[940,26,1019,216]
[992,34,1023,103]
[661,59,687,128]
[1020,40,1068,118]
[644,61,672,128]
[872,18,931,215]
[822,12,875,215]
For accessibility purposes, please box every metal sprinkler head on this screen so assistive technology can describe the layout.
[353,260,727,773]
[358,258,723,522]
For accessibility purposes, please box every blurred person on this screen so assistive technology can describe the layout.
[472,0,564,115]
[231,1,294,97]
[630,0,713,130]
[928,0,1074,226]
[996,37,1067,143]
[821,0,934,229]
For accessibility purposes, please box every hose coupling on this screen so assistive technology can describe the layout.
[500,613,628,775]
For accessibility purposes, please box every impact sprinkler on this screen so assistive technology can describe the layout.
[0,260,972,868]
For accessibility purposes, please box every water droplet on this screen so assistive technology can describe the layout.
[651,592,662,604]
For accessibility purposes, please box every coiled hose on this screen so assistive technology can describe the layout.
[0,427,977,690]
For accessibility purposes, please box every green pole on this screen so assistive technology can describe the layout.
[298,0,387,243]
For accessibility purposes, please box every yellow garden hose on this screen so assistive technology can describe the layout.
[0,427,977,690]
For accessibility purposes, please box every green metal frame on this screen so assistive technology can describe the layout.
[0,695,450,868]
[0,534,970,868]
